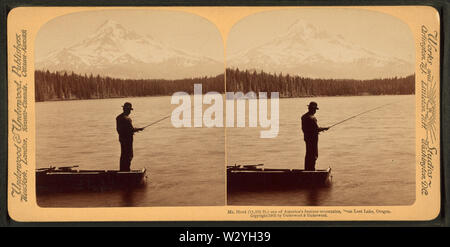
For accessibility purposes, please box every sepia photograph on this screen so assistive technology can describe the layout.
[6,6,441,222]
[225,8,417,206]
[34,9,226,207]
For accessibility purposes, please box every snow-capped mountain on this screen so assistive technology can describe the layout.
[227,20,414,80]
[36,20,224,79]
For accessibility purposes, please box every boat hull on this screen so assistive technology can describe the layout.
[36,167,147,193]
[227,166,332,191]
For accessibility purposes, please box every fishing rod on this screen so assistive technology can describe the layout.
[140,102,201,129]
[139,96,209,130]
[328,100,404,129]
[142,114,172,129]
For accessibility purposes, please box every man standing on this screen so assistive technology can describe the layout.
[116,102,144,171]
[301,102,329,171]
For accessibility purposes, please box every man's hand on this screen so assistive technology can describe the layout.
[320,127,330,132]
[135,127,144,132]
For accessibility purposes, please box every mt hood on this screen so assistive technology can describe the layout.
[227,20,414,80]
[36,20,224,79]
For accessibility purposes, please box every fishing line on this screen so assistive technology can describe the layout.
[141,98,406,130]
[328,99,406,129]
[142,114,172,129]
[141,99,202,130]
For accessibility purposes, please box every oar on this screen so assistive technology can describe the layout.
[328,100,405,129]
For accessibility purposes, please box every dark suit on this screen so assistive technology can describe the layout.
[301,112,319,171]
[116,113,137,171]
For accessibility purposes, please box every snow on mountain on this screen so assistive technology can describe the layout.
[36,20,224,79]
[227,19,414,80]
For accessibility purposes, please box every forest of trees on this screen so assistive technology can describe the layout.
[35,70,224,102]
[226,68,415,98]
[35,69,415,102]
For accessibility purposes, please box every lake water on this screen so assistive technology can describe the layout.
[36,96,226,207]
[227,95,415,206]
[36,95,415,207]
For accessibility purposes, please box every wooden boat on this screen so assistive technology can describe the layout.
[227,164,332,191]
[36,166,147,193]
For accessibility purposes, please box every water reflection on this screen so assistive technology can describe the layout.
[227,186,333,206]
[305,186,332,206]
[118,182,149,207]
[120,189,138,207]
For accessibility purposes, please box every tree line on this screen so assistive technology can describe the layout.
[35,69,414,102]
[226,68,415,97]
[35,70,224,102]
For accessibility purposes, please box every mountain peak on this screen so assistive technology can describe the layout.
[36,19,223,79]
[228,19,414,80]
[286,19,318,37]
[92,20,140,40]
[96,20,123,31]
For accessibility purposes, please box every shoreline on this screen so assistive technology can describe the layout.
[35,93,415,103]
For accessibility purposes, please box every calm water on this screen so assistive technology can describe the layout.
[36,96,225,207]
[227,95,415,206]
[36,95,415,207]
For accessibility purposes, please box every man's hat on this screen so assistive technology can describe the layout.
[307,101,319,110]
[122,102,133,110]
